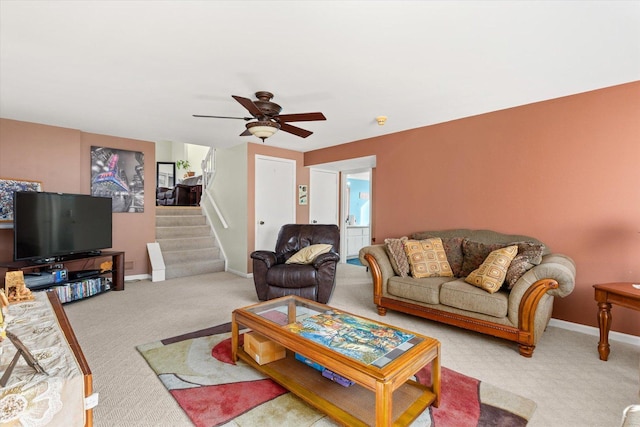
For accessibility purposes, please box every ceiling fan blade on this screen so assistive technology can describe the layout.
[276,112,326,123]
[280,123,313,138]
[232,95,263,117]
[193,114,252,121]
[239,128,252,136]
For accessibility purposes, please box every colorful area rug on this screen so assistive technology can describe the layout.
[136,323,536,426]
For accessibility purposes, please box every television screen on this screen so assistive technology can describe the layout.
[14,191,113,262]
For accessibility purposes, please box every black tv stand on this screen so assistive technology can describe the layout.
[30,257,57,265]
[54,251,102,263]
[0,251,125,303]
[69,269,101,280]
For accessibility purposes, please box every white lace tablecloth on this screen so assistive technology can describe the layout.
[0,292,85,426]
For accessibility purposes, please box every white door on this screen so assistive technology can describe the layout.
[309,169,339,225]
[255,155,296,251]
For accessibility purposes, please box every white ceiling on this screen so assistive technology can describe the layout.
[1,1,638,153]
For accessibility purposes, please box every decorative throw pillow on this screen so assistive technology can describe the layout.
[465,245,518,293]
[460,240,505,277]
[384,236,410,277]
[403,238,453,278]
[285,244,332,264]
[503,242,545,290]
[423,236,464,277]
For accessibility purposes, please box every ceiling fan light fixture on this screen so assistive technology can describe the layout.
[246,120,281,141]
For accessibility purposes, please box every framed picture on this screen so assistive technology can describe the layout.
[1,330,46,387]
[91,146,145,213]
[0,177,43,225]
[298,184,308,205]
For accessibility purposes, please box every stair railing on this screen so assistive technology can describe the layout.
[201,147,228,229]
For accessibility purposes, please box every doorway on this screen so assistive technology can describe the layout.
[341,169,372,263]
[301,156,376,263]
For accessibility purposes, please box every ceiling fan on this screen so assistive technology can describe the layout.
[193,91,326,141]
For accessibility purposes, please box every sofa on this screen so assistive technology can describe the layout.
[359,229,576,357]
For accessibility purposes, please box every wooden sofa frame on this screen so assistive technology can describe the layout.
[364,253,559,357]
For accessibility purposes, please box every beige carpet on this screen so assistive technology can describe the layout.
[63,264,640,427]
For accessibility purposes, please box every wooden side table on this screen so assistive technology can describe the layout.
[593,282,640,361]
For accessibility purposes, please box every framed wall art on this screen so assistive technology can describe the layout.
[298,184,308,205]
[0,177,43,226]
[91,146,145,213]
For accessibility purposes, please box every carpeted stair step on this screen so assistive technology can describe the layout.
[165,258,225,279]
[163,247,221,265]
[156,214,207,227]
[156,225,211,239]
[157,236,217,252]
[154,205,225,280]
[156,206,202,216]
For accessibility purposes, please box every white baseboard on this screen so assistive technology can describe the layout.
[549,318,640,347]
[226,268,252,279]
[124,274,151,282]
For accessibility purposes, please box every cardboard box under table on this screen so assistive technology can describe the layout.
[244,331,286,365]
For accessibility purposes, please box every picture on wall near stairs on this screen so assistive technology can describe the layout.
[91,146,145,213]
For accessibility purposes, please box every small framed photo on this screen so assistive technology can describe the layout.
[298,184,308,205]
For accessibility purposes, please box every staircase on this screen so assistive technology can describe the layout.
[155,206,225,279]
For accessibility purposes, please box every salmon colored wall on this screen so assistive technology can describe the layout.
[305,82,640,336]
[246,142,308,273]
[0,119,156,277]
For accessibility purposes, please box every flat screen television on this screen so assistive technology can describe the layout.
[13,191,113,263]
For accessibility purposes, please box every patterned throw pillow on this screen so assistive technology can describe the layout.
[403,238,453,278]
[430,236,464,277]
[460,240,505,277]
[384,236,410,277]
[465,245,519,293]
[503,242,545,290]
[285,244,332,264]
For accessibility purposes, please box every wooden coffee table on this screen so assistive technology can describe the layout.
[593,282,640,361]
[232,296,440,427]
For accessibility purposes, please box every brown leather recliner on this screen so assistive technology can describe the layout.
[250,224,340,304]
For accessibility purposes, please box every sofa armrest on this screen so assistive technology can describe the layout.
[513,253,576,298]
[359,245,397,300]
[250,250,278,301]
[360,244,395,275]
[313,252,340,268]
[509,253,576,312]
[507,253,577,348]
[250,250,277,269]
[315,253,340,304]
